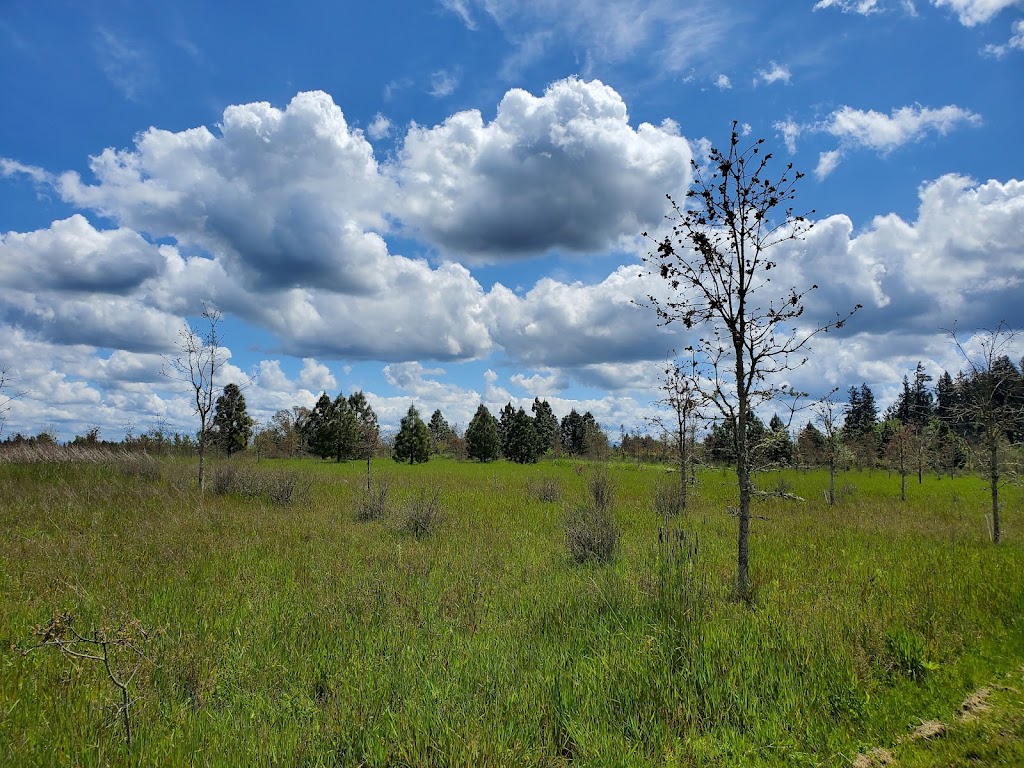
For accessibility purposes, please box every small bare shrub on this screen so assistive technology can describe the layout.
[118,454,162,483]
[565,502,619,563]
[588,468,615,512]
[403,488,443,538]
[356,477,391,521]
[209,463,308,506]
[22,612,154,748]
[263,469,311,506]
[527,476,562,503]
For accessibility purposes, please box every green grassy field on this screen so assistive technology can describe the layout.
[2,455,1023,766]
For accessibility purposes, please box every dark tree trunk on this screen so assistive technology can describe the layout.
[990,437,1000,543]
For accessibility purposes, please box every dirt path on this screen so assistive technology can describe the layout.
[852,671,1024,767]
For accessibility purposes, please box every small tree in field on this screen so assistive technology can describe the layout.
[948,323,1024,543]
[349,390,380,492]
[814,393,844,505]
[466,404,501,462]
[163,306,222,492]
[0,365,27,439]
[212,383,254,455]
[642,122,860,600]
[651,354,705,515]
[393,405,430,464]
[885,421,914,502]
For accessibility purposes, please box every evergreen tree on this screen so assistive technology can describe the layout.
[211,383,254,455]
[393,405,430,464]
[498,402,517,458]
[531,398,559,454]
[796,423,826,466]
[935,370,958,425]
[888,363,934,428]
[348,391,380,454]
[504,407,542,464]
[560,409,587,455]
[329,392,358,462]
[466,404,501,462]
[765,413,794,465]
[843,383,878,436]
[305,393,335,459]
[427,409,453,453]
[704,412,768,464]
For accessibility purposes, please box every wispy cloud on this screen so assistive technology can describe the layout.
[782,103,982,178]
[1,158,54,185]
[714,73,732,89]
[813,0,883,14]
[429,69,459,98]
[439,0,478,29]
[826,104,982,151]
[384,77,413,101]
[94,27,156,101]
[443,0,737,76]
[983,18,1024,56]
[815,149,844,179]
[755,61,791,85]
[367,113,393,140]
[931,0,1021,27]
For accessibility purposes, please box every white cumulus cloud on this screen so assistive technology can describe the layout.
[396,77,692,257]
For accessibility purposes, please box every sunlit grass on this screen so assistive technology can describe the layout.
[1,455,1022,765]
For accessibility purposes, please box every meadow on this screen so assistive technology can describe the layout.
[1,454,1023,766]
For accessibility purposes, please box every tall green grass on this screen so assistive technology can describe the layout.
[1,455,1022,766]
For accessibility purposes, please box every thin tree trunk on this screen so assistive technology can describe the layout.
[828,457,836,505]
[737,460,752,601]
[990,437,1000,543]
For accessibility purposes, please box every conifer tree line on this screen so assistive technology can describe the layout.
[10,356,1022,472]
[615,355,1024,475]
[248,392,609,465]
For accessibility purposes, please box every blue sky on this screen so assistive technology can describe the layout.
[1,0,1022,440]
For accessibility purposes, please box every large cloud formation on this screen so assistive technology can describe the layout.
[396,77,692,257]
[1,82,1023,440]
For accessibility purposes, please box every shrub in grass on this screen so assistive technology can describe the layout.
[117,455,162,483]
[653,476,683,519]
[588,467,615,512]
[526,476,562,503]
[356,477,391,521]
[209,463,254,496]
[403,487,443,538]
[208,463,308,506]
[565,502,619,563]
[262,469,311,506]
[565,469,620,563]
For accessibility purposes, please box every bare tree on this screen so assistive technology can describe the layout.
[643,122,860,600]
[0,365,27,439]
[163,305,222,492]
[814,392,845,505]
[885,422,915,503]
[948,323,1024,543]
[650,353,707,516]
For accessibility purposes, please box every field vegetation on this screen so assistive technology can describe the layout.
[2,451,1023,766]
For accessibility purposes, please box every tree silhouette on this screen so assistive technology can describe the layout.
[393,405,430,464]
[947,323,1024,543]
[163,305,223,492]
[212,383,254,455]
[642,122,860,600]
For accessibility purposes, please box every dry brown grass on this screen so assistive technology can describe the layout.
[852,747,895,767]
